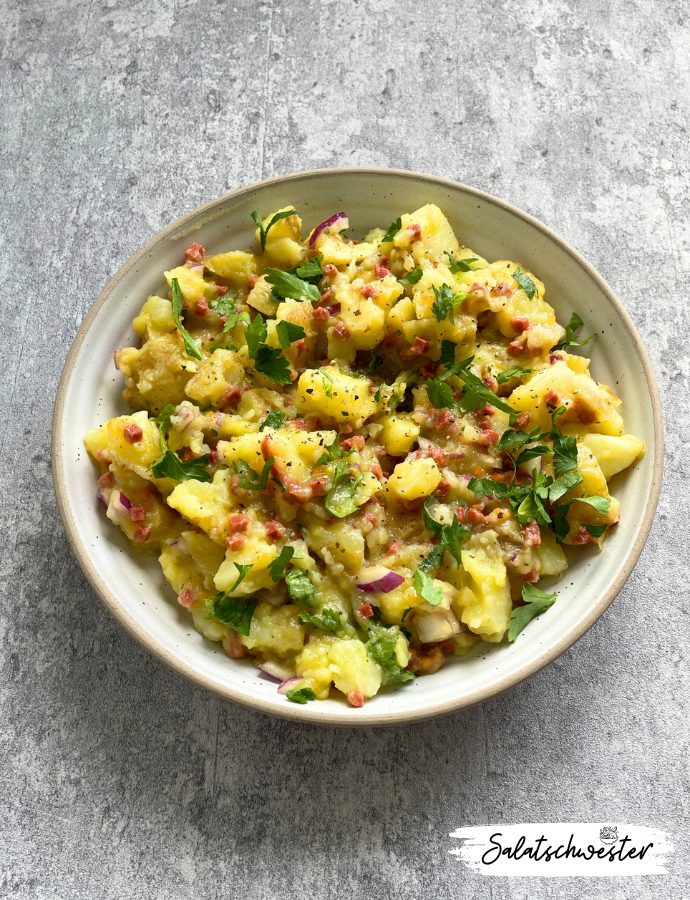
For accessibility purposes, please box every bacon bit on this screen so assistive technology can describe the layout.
[434,479,450,498]
[184,242,205,263]
[524,521,541,546]
[517,412,531,428]
[180,447,196,463]
[226,534,246,550]
[379,255,390,267]
[492,282,512,296]
[123,423,143,444]
[294,338,307,356]
[309,476,329,497]
[178,588,195,608]
[361,511,378,526]
[374,264,390,279]
[312,306,330,322]
[371,461,384,480]
[508,340,525,357]
[510,315,530,334]
[419,363,437,381]
[523,568,540,582]
[260,434,274,460]
[290,419,308,431]
[478,419,493,431]
[467,508,484,524]
[431,410,456,433]
[229,514,250,534]
[287,480,313,503]
[97,472,114,488]
[439,639,455,655]
[477,429,499,446]
[264,520,285,541]
[573,526,592,545]
[304,415,320,430]
[320,288,334,303]
[483,374,499,392]
[214,283,228,296]
[452,506,467,522]
[220,314,229,326]
[468,281,487,294]
[408,222,422,238]
[407,646,445,675]
[208,449,218,465]
[358,602,374,619]
[248,273,258,289]
[130,506,146,522]
[323,263,338,277]
[333,321,349,341]
[381,330,397,348]
[347,691,365,708]
[360,283,379,299]
[386,542,401,556]
[544,389,560,406]
[220,384,241,407]
[398,497,424,512]
[574,401,597,424]
[133,525,151,543]
[341,435,365,452]
[427,446,448,467]
[196,297,209,316]
[341,422,353,435]
[401,336,430,361]
[226,632,247,659]
[478,404,495,417]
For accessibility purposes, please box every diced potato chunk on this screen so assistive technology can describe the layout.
[376,414,420,456]
[133,296,176,339]
[534,530,568,577]
[305,520,365,574]
[164,265,213,303]
[167,470,238,544]
[246,275,278,316]
[399,204,460,261]
[297,634,338,699]
[256,207,303,267]
[294,367,376,427]
[387,457,441,501]
[328,639,382,699]
[85,411,161,478]
[214,534,277,594]
[581,433,645,480]
[184,349,246,407]
[116,334,194,414]
[203,250,257,289]
[456,530,512,641]
[240,602,306,656]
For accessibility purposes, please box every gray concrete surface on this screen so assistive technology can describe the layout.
[1,0,688,897]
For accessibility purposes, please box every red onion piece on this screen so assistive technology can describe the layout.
[549,354,560,365]
[97,491,108,507]
[277,676,304,695]
[356,565,405,593]
[119,492,132,510]
[327,302,341,314]
[461,473,472,482]
[259,661,293,683]
[308,212,348,249]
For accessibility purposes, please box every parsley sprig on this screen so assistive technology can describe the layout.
[150,404,212,482]
[265,267,321,304]
[507,584,557,642]
[382,217,402,243]
[298,608,342,633]
[511,267,537,300]
[170,277,203,360]
[444,251,479,273]
[431,283,468,324]
[205,592,257,636]
[365,624,414,685]
[245,314,293,384]
[251,208,302,253]
[553,313,596,351]
[425,354,517,421]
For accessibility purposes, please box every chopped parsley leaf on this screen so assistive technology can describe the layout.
[298,608,341,633]
[496,365,532,385]
[268,546,295,581]
[205,593,257,636]
[251,208,302,253]
[554,312,596,351]
[382,217,402,243]
[285,568,318,608]
[398,268,423,285]
[512,267,537,300]
[507,584,557,642]
[286,686,316,704]
[444,251,479,273]
[170,277,203,360]
[259,410,287,431]
[275,319,307,349]
[365,624,415,685]
[265,267,320,304]
[413,569,444,607]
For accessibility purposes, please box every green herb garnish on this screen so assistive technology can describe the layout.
[507,583,557,642]
[170,277,203,360]
[251,208,302,253]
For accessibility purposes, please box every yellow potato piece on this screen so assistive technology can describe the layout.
[581,433,645,480]
[387,457,441,501]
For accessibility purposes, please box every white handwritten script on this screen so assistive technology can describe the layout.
[449,824,674,877]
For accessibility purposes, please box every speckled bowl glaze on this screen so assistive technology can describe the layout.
[52,168,663,726]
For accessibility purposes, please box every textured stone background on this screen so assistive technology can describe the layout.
[1,0,688,897]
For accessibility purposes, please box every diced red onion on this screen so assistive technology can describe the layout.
[308,212,348,249]
[461,473,472,482]
[110,492,131,517]
[356,565,405,593]
[448,452,466,460]
[549,354,560,365]
[416,608,461,643]
[327,302,341,314]
[259,661,293,683]
[97,491,108,507]
[417,437,431,452]
[277,676,304,695]
[119,492,131,510]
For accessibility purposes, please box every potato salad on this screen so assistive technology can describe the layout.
[85,203,645,707]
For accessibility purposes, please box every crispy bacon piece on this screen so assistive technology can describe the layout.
[294,338,307,356]
[477,429,499,446]
[357,602,374,619]
[516,412,531,428]
[323,263,338,277]
[381,330,397,348]
[386,542,400,556]
[180,447,195,463]
[360,511,378,526]
[370,461,384,480]
[130,506,146,522]
[320,289,333,304]
[510,315,530,334]
[374,264,390,279]
[247,273,258,289]
[467,508,484,524]
[347,691,365,708]
[309,477,329,497]
[133,525,151,543]
[523,568,540,582]
[379,255,390,267]
[184,242,205,263]
[401,336,430,361]
[408,223,422,238]
[229,514,250,534]
[407,646,445,675]
[483,374,499,392]
[179,588,195,608]
[226,534,246,550]
[123,424,143,444]
[524,521,541,546]
[333,322,350,341]
[360,283,379,299]
[225,632,247,658]
[290,419,308,431]
[98,471,114,488]
[507,340,525,357]
[492,282,512,296]
[312,306,330,322]
[452,506,467,522]
[341,435,365,452]
[264,520,285,541]
[220,384,241,407]
[427,446,447,467]
[434,479,450,498]
[214,283,228,295]
[478,404,495,417]
[573,526,592,545]
[544,389,560,406]
[419,363,437,381]
[196,297,209,316]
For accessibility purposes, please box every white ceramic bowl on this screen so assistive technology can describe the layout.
[52,168,663,726]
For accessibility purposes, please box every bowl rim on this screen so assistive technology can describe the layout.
[51,166,664,727]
